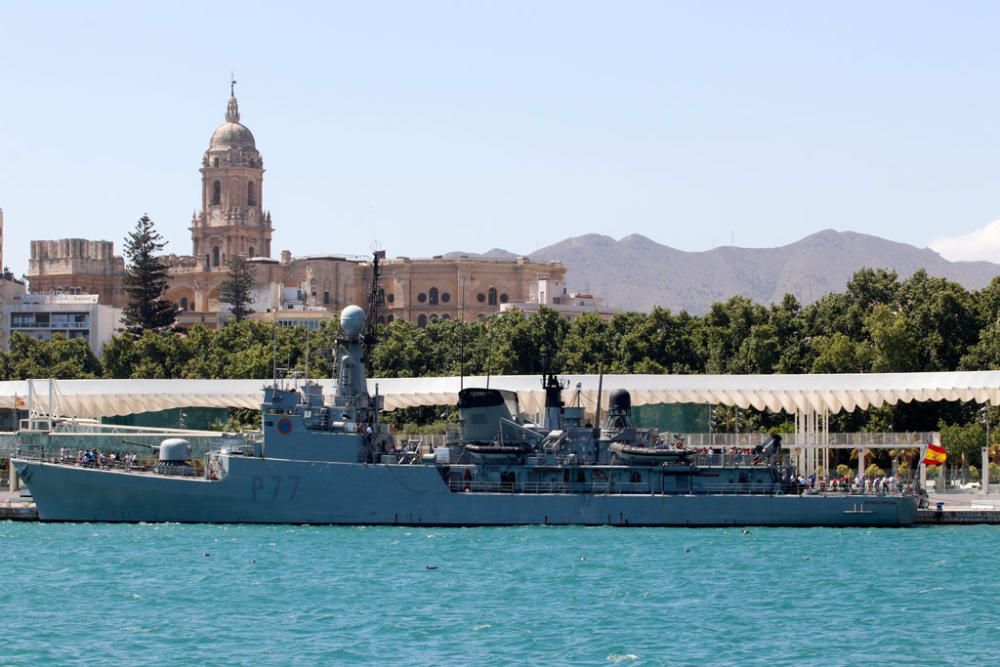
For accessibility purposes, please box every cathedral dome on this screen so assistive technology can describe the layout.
[210,121,256,149]
[208,95,256,149]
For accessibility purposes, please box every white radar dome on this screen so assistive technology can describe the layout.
[340,305,366,336]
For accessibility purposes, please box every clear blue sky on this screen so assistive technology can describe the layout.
[4,1,1000,277]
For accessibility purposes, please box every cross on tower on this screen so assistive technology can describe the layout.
[230,72,237,97]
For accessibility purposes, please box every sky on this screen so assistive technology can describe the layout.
[4,1,1000,277]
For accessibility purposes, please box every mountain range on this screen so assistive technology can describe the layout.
[450,230,1000,314]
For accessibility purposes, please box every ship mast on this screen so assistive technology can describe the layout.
[362,250,385,376]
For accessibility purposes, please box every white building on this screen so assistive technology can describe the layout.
[502,277,622,320]
[4,293,122,356]
[241,282,335,330]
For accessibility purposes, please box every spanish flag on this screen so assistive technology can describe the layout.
[923,443,947,466]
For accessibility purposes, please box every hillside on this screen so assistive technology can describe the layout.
[455,230,1000,313]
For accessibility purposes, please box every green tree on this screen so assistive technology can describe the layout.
[219,255,256,322]
[122,214,178,334]
[939,420,985,481]
[8,333,102,379]
[102,330,192,379]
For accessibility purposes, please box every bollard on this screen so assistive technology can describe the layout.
[8,458,19,492]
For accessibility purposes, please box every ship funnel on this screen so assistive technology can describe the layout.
[458,388,515,443]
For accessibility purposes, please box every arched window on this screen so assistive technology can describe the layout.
[213,158,219,168]
[488,287,497,306]
[247,181,257,206]
[387,293,395,304]
[212,246,220,267]
[386,314,394,323]
[248,246,255,257]
[212,181,221,205]
[429,314,438,322]
[417,314,427,327]
[376,288,385,306]
[429,287,439,305]
[441,314,450,320]
[179,297,189,311]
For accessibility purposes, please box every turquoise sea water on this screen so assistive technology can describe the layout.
[1,523,998,666]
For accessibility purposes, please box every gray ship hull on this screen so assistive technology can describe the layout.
[13,458,919,527]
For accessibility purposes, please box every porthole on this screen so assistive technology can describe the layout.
[417,292,427,303]
[441,292,450,303]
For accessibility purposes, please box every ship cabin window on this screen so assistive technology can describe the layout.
[179,297,189,311]
[247,181,257,206]
[212,246,220,267]
[441,292,450,303]
[212,180,221,205]
[499,293,508,304]
[417,292,427,303]
[417,314,427,327]
[487,287,497,306]
[429,287,439,305]
[477,292,486,303]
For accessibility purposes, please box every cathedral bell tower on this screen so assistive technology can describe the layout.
[190,83,273,269]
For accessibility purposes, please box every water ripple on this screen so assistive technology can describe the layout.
[2,523,999,665]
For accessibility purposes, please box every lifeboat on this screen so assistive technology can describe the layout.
[464,442,533,462]
[610,442,691,465]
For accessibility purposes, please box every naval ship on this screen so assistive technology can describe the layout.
[13,305,918,526]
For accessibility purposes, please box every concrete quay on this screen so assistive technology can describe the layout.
[0,490,38,521]
[916,491,1000,525]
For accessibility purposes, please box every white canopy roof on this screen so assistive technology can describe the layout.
[2,371,1000,419]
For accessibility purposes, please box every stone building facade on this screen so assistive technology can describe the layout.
[27,91,568,327]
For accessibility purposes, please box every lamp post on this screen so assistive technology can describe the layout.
[982,403,991,495]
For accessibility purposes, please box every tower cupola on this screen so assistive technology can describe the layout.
[190,82,273,267]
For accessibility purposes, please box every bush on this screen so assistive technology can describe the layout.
[836,464,851,478]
